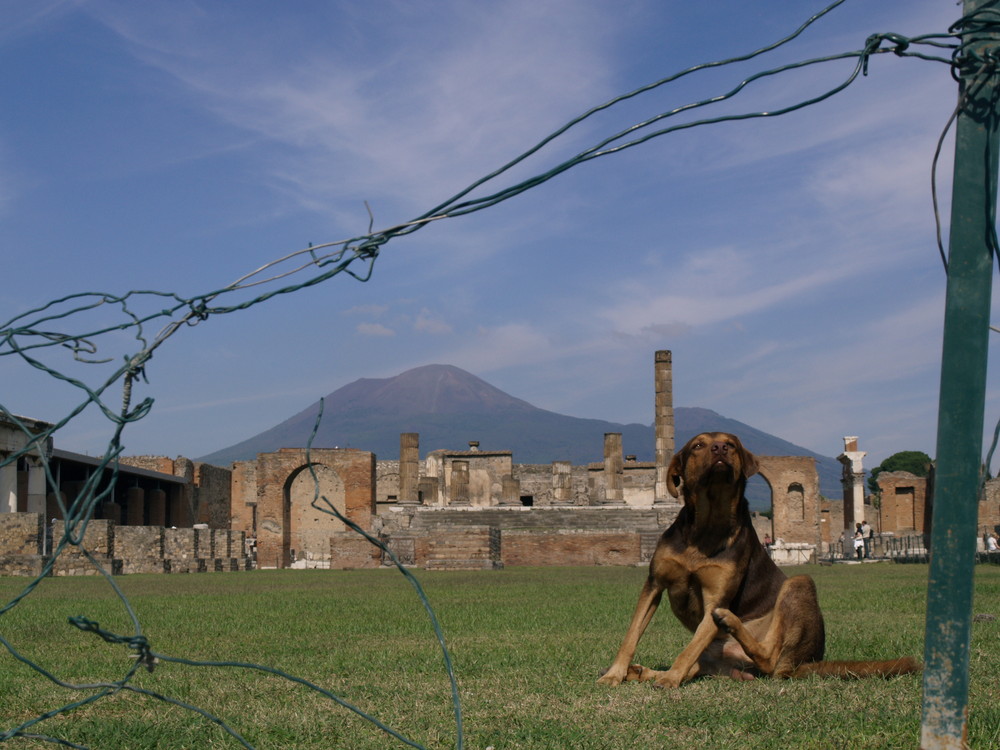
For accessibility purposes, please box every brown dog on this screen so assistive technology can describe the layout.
[597,432,919,688]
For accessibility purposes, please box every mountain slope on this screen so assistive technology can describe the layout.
[197,364,843,498]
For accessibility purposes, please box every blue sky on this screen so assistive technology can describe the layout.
[1,0,994,470]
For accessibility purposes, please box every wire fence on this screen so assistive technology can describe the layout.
[0,1,993,747]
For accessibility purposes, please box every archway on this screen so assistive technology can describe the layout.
[283,464,346,567]
[745,473,775,544]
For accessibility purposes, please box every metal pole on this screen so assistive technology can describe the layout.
[921,2,999,748]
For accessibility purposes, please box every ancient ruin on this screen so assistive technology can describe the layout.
[3,351,999,575]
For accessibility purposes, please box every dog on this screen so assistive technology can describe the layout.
[597,432,919,688]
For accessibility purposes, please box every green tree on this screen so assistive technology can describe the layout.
[868,450,933,494]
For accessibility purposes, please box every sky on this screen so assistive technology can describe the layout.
[1,0,995,470]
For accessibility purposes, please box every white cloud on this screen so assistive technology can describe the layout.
[413,308,452,335]
[356,322,394,337]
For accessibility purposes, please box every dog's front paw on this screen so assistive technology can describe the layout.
[597,666,626,686]
[712,607,739,633]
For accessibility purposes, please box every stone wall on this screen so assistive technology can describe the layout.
[982,477,1000,533]
[877,471,928,533]
[376,460,400,505]
[0,513,248,576]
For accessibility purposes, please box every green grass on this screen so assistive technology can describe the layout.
[0,564,998,749]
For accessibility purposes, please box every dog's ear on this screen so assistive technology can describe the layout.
[667,450,684,498]
[737,440,759,479]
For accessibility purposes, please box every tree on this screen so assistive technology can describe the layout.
[868,451,933,495]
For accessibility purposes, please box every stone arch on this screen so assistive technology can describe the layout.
[745,473,775,542]
[254,448,375,569]
[755,456,820,545]
[283,464,346,567]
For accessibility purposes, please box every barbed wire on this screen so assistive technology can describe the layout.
[0,1,988,746]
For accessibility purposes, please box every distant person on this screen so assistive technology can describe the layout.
[763,533,772,547]
[988,533,999,552]
[854,523,864,561]
[861,520,873,559]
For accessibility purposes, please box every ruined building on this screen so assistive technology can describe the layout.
[4,352,998,575]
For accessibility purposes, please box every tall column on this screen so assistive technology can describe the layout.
[399,433,420,505]
[654,350,675,503]
[0,456,17,513]
[837,436,867,539]
[552,461,573,505]
[603,433,623,505]
[450,461,470,506]
[26,459,47,515]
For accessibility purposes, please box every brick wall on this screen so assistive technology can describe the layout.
[195,463,233,529]
[501,529,641,567]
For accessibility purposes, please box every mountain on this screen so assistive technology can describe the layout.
[197,364,843,500]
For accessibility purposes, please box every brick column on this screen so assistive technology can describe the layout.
[399,433,420,505]
[603,433,623,505]
[654,350,675,503]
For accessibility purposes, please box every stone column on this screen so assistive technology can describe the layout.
[418,477,439,506]
[499,475,521,506]
[654,350,675,503]
[26,459,47,515]
[399,433,420,505]
[450,461,470,506]
[0,455,17,513]
[552,461,573,505]
[603,433,623,505]
[148,488,167,527]
[837,436,867,547]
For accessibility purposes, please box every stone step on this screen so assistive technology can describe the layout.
[424,558,502,571]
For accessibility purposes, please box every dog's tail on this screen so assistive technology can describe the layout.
[791,656,920,679]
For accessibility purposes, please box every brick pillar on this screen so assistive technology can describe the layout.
[552,461,573,505]
[148,488,167,527]
[450,461,470,506]
[126,486,145,526]
[399,433,420,505]
[604,433,623,505]
[654,350,674,503]
[499,475,521,506]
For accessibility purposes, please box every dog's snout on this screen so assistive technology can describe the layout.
[711,441,729,456]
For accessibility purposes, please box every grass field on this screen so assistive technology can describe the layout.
[0,563,998,749]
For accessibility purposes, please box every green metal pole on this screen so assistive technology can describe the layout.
[921,2,999,748]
